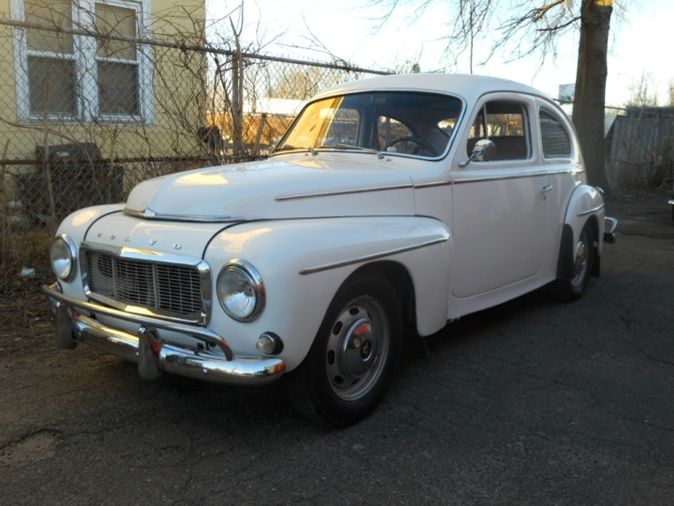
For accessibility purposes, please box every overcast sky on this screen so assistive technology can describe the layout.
[206,0,672,107]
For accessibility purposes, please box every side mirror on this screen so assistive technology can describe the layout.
[459,138,496,167]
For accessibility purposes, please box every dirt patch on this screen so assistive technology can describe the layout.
[0,283,52,355]
[0,430,60,468]
[607,188,674,239]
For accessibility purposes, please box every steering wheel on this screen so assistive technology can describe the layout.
[384,136,439,157]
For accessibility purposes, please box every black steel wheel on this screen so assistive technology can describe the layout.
[554,225,594,301]
[287,274,402,426]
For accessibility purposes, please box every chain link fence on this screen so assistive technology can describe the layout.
[0,11,390,294]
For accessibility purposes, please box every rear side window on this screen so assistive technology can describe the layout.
[540,110,572,158]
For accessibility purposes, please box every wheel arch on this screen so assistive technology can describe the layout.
[340,260,417,332]
[558,185,605,280]
[556,215,600,280]
[204,216,450,370]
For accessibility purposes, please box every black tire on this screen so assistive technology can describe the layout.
[286,274,402,427]
[554,225,594,301]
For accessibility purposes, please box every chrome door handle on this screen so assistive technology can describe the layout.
[540,184,553,193]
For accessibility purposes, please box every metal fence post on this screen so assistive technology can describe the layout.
[232,46,244,160]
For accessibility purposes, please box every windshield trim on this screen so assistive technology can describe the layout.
[270,90,466,162]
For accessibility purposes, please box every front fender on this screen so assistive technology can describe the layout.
[53,204,125,298]
[204,216,451,370]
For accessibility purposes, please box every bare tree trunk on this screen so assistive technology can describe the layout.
[572,0,612,191]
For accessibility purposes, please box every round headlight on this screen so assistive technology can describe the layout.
[50,235,77,281]
[216,260,265,322]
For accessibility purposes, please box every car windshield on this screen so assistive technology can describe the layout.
[274,91,463,159]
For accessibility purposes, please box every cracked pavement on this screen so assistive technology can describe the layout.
[1,190,674,505]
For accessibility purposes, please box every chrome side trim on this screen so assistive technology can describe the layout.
[123,207,242,223]
[453,169,571,185]
[276,183,414,201]
[80,242,212,326]
[577,203,605,217]
[414,180,453,189]
[546,169,576,176]
[299,236,449,275]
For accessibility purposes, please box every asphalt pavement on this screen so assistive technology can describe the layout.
[1,190,673,505]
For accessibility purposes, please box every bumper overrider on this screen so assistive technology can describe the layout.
[604,216,618,244]
[43,283,286,386]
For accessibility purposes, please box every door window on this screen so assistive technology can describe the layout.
[468,101,530,161]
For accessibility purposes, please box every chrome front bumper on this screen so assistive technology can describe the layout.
[43,283,286,386]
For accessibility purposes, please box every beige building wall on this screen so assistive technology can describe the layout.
[0,0,207,163]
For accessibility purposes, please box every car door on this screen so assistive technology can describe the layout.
[450,94,549,299]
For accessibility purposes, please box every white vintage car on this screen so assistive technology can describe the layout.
[45,74,617,426]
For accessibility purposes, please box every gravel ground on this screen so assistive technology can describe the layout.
[1,189,673,505]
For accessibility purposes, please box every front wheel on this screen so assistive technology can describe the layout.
[287,274,402,426]
[553,225,594,301]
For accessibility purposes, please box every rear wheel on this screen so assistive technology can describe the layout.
[554,225,593,301]
[287,274,402,426]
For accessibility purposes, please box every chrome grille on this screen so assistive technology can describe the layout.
[84,249,204,319]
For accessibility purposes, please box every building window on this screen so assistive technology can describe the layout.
[95,2,141,116]
[24,0,77,116]
[12,0,152,122]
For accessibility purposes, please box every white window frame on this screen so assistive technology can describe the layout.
[11,0,153,124]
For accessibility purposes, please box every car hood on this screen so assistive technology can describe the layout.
[124,153,416,221]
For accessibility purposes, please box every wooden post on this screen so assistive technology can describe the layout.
[231,44,244,161]
[252,113,267,157]
[40,128,58,227]
[0,140,10,283]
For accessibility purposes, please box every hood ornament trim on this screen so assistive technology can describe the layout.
[123,207,241,223]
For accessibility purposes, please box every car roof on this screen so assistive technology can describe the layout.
[313,73,547,104]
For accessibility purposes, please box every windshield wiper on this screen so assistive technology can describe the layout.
[273,145,298,152]
[272,145,319,156]
[319,144,384,158]
[275,144,384,158]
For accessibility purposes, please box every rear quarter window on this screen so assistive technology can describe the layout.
[540,110,572,158]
